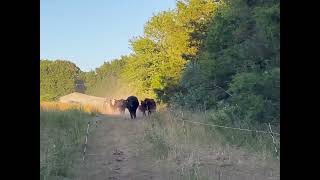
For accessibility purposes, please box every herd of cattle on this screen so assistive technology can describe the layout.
[106,96,157,119]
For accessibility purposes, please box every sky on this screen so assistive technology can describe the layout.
[40,0,176,72]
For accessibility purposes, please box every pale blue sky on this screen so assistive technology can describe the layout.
[40,0,176,72]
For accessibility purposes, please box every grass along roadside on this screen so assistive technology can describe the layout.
[141,109,280,179]
[40,109,95,180]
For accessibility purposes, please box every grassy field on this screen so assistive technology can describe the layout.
[40,103,96,180]
[141,109,280,179]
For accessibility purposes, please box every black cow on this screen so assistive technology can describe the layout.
[139,100,147,116]
[125,96,139,119]
[144,98,157,116]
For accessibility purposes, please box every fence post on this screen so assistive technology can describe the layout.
[182,120,187,144]
[83,121,90,161]
[268,123,279,160]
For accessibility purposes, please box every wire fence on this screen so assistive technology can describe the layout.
[81,110,280,161]
[170,111,280,159]
[174,118,280,136]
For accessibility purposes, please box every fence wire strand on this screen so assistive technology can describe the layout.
[173,118,280,136]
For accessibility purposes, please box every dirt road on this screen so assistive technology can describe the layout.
[74,114,279,180]
[74,114,172,180]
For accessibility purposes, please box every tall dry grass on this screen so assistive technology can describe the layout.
[40,105,95,180]
[40,101,100,115]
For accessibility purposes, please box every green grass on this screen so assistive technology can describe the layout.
[168,108,280,160]
[142,109,280,179]
[40,109,94,180]
[203,108,280,160]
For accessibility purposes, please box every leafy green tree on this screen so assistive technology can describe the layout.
[122,0,217,99]
[40,60,81,101]
[173,0,280,125]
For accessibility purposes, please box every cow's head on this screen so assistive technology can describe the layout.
[126,100,135,108]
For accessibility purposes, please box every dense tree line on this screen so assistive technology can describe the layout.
[171,0,280,126]
[40,60,82,101]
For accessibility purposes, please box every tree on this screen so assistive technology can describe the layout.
[40,60,81,101]
[173,0,280,125]
[122,0,217,100]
